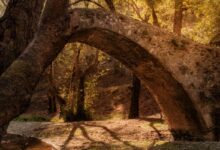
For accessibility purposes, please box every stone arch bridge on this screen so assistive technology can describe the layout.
[0,1,219,141]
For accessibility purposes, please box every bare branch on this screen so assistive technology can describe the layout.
[104,0,115,12]
[129,0,145,21]
[69,0,105,9]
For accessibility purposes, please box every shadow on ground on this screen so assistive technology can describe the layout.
[7,118,171,150]
[61,122,143,150]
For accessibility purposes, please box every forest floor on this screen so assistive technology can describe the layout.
[4,119,220,150]
[7,118,170,150]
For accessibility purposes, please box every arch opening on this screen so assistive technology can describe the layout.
[69,28,205,140]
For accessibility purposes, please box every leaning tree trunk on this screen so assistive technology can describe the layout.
[0,8,219,141]
[0,0,45,74]
[0,0,69,139]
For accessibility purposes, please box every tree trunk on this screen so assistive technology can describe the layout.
[152,7,160,27]
[105,0,115,12]
[75,75,87,120]
[74,48,98,121]
[210,33,220,140]
[0,0,45,74]
[48,94,57,113]
[129,75,140,119]
[46,63,67,116]
[211,108,220,141]
[173,0,183,35]
[47,63,57,114]
[64,48,81,122]
[146,0,159,26]
[0,0,69,139]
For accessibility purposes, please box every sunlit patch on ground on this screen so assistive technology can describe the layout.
[7,119,171,150]
[6,119,220,150]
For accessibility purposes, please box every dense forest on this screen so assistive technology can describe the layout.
[0,0,219,149]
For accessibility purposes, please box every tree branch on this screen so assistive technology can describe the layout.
[129,0,145,21]
[104,0,115,12]
[69,0,105,9]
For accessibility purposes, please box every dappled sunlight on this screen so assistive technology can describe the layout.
[7,119,171,149]
[50,115,65,123]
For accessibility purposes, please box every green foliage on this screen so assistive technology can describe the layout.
[53,42,111,121]
[53,43,76,99]
[112,0,220,43]
[69,0,219,44]
[182,0,220,43]
[85,76,98,115]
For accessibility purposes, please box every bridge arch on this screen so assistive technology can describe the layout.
[0,5,219,141]
[67,9,220,140]
[70,28,204,140]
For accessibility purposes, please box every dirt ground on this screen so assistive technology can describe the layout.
[4,119,220,150]
[7,118,171,150]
